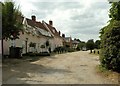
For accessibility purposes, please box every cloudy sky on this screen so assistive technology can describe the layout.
[13,0,110,42]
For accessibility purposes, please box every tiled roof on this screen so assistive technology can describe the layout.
[25,18,52,37]
[26,18,36,27]
[65,37,71,39]
[72,40,80,44]
[45,23,61,37]
[36,22,49,31]
[21,16,63,38]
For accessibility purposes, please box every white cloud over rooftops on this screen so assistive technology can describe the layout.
[12,0,111,41]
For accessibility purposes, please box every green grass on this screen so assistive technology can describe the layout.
[97,65,111,76]
[96,65,119,83]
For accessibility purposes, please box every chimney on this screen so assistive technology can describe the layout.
[58,31,61,35]
[31,15,36,21]
[62,34,65,38]
[49,20,53,26]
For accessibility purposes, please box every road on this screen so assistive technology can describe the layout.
[2,51,117,84]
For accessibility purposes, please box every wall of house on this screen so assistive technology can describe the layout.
[3,31,50,55]
[3,40,10,55]
[15,32,49,53]
[49,36,63,51]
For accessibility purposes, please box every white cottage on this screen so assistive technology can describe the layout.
[3,15,64,55]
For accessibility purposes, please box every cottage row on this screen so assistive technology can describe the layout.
[3,15,80,55]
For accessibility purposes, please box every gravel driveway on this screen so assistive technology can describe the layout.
[2,51,118,84]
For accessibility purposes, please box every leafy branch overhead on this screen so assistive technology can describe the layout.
[2,1,23,40]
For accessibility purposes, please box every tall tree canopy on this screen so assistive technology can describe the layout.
[86,39,94,53]
[2,1,23,57]
[100,1,120,72]
[2,1,23,40]
[77,41,86,50]
[94,40,101,49]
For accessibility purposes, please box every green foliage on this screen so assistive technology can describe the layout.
[2,1,23,40]
[68,48,75,52]
[109,1,120,21]
[23,52,50,57]
[86,39,94,50]
[78,41,86,50]
[94,40,101,49]
[100,1,120,72]
[53,46,67,53]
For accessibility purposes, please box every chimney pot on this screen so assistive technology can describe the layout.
[62,34,65,38]
[31,15,36,21]
[49,20,53,26]
[58,31,61,35]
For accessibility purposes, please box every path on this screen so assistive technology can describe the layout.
[2,51,117,84]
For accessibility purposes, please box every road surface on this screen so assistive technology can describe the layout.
[2,51,118,84]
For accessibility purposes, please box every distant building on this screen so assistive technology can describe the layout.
[62,34,72,48]
[72,40,80,49]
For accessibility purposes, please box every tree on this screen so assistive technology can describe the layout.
[2,1,23,56]
[100,1,120,72]
[78,41,86,50]
[86,39,94,53]
[75,39,81,42]
[94,40,101,49]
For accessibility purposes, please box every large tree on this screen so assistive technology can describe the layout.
[100,1,120,72]
[2,1,23,40]
[77,41,86,50]
[86,39,94,53]
[2,1,23,56]
[94,40,101,49]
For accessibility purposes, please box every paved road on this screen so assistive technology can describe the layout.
[3,51,117,84]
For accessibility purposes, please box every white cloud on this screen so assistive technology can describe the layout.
[14,0,110,41]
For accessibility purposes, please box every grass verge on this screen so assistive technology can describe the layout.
[96,65,119,84]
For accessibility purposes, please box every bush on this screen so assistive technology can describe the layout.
[22,52,50,57]
[100,20,120,72]
[68,48,75,52]
[53,46,67,53]
[100,2,120,72]
[39,52,50,56]
[76,46,80,51]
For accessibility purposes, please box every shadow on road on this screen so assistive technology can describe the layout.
[2,56,72,84]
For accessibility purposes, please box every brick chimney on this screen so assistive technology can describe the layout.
[58,31,61,35]
[49,20,53,26]
[31,15,36,21]
[62,34,65,38]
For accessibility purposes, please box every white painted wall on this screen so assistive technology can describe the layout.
[3,18,64,55]
[49,36,63,51]
[3,31,49,55]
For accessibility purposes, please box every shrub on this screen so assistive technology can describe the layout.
[68,48,75,52]
[100,2,120,72]
[53,46,67,53]
[100,20,120,72]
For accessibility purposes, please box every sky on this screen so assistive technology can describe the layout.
[5,0,111,42]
